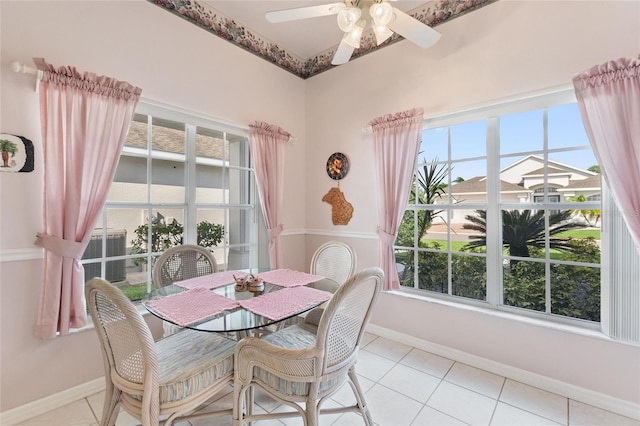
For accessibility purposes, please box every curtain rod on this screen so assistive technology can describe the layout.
[11,60,41,92]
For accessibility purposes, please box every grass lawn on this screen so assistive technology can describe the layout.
[421,240,469,251]
[121,283,149,301]
[556,228,601,239]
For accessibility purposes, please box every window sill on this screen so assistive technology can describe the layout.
[387,288,622,344]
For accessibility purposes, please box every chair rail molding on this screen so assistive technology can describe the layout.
[0,247,43,263]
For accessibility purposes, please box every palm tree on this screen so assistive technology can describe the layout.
[463,209,584,260]
[0,139,18,168]
[412,158,448,241]
[568,194,600,227]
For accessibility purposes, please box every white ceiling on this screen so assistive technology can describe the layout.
[203,1,429,59]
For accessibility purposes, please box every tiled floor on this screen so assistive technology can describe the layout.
[16,333,640,426]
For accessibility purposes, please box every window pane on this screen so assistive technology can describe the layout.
[151,117,185,155]
[422,213,449,251]
[396,210,415,247]
[500,109,543,155]
[227,169,252,204]
[548,150,601,206]
[151,158,185,203]
[548,103,590,149]
[452,254,486,301]
[414,159,449,206]
[228,134,250,168]
[550,263,600,322]
[196,127,226,161]
[125,114,149,150]
[417,251,448,293]
[503,260,545,312]
[396,249,414,288]
[502,208,550,260]
[448,159,487,204]
[109,156,148,202]
[451,120,486,160]
[420,127,448,162]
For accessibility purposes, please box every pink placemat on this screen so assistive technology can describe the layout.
[146,288,239,326]
[258,269,325,288]
[174,270,246,290]
[238,286,332,321]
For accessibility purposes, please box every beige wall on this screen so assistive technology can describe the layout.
[1,0,639,415]
[304,0,640,408]
[0,0,306,411]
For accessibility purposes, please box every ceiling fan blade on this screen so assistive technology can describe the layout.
[331,37,355,65]
[388,7,441,49]
[266,2,346,23]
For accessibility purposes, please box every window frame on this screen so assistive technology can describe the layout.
[396,85,605,330]
[81,100,266,299]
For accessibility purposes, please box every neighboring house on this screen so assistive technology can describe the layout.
[441,155,600,225]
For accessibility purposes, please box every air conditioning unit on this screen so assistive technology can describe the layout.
[82,229,127,283]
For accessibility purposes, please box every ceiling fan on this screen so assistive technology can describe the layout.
[266,0,441,65]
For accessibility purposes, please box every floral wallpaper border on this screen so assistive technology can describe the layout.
[149,0,498,79]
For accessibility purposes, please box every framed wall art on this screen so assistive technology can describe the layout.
[0,134,34,173]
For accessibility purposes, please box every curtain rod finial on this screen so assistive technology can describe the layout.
[10,61,23,73]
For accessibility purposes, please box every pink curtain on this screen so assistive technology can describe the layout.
[573,56,640,253]
[370,108,424,290]
[34,58,141,338]
[249,122,291,269]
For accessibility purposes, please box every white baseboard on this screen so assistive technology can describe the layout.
[367,324,640,421]
[0,378,105,425]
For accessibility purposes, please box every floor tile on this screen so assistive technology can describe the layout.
[568,400,640,426]
[364,383,424,426]
[427,381,497,425]
[15,399,96,426]
[356,349,397,382]
[400,348,455,379]
[360,332,378,348]
[500,380,568,425]
[411,406,468,425]
[331,411,369,425]
[364,336,413,362]
[444,362,505,399]
[329,374,376,407]
[491,402,563,425]
[379,363,441,403]
[16,338,639,426]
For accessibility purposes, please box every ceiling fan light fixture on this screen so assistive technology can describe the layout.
[370,2,393,26]
[337,7,362,33]
[373,24,393,45]
[343,19,365,48]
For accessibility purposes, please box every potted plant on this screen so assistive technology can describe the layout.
[0,138,18,168]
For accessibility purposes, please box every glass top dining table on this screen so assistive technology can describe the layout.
[142,271,337,334]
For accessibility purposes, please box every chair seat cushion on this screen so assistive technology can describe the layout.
[257,325,343,397]
[154,329,235,403]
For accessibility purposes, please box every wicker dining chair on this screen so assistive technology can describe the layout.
[309,240,356,287]
[232,267,384,426]
[153,244,218,289]
[86,278,236,426]
[153,244,218,336]
[298,240,357,327]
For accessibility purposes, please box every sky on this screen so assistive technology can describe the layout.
[419,103,597,181]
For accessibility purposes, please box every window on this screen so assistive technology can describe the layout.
[396,90,606,326]
[81,103,266,301]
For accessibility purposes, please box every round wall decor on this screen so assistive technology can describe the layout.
[326,152,349,180]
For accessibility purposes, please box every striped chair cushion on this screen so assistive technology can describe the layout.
[154,329,235,403]
[256,325,344,397]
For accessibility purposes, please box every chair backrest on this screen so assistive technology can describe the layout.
[153,244,218,289]
[310,241,357,284]
[85,279,159,408]
[315,267,383,373]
